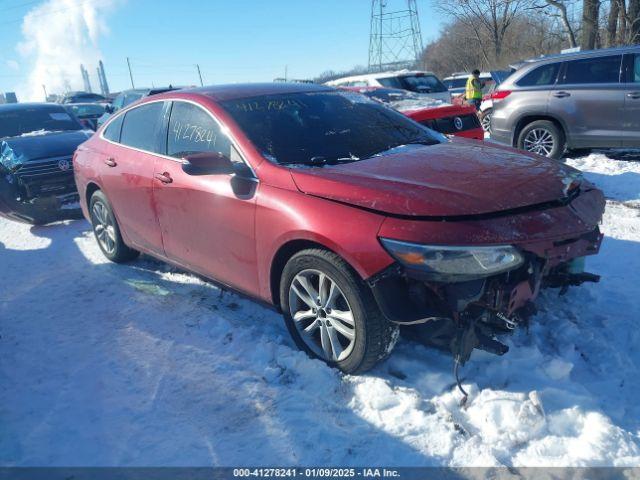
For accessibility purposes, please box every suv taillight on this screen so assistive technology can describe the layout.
[490,90,511,102]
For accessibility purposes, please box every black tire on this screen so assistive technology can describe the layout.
[566,148,592,158]
[517,120,565,159]
[89,190,139,263]
[280,248,399,374]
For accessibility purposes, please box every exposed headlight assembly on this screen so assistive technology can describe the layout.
[380,238,524,281]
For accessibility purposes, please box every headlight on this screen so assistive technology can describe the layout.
[380,238,524,281]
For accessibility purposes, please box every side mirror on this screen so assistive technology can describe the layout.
[182,152,234,175]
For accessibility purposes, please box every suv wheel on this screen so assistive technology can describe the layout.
[518,120,565,159]
[89,190,139,263]
[280,249,399,374]
[480,108,492,133]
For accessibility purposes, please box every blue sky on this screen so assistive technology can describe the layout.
[0,0,447,95]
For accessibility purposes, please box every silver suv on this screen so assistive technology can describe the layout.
[491,46,640,158]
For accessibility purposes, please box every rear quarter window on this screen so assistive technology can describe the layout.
[103,114,124,142]
[516,63,560,87]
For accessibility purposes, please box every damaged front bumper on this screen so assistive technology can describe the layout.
[368,186,606,370]
[0,156,81,224]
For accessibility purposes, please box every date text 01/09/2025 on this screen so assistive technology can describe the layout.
[232,468,401,478]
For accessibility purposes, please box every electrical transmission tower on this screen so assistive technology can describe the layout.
[368,0,424,72]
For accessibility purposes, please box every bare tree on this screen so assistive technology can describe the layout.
[618,0,628,43]
[421,15,565,77]
[607,0,621,45]
[582,0,601,49]
[630,0,640,42]
[533,0,578,47]
[435,0,532,65]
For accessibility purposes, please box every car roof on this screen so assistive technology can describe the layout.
[65,91,104,97]
[519,45,640,67]
[155,82,332,102]
[64,102,106,107]
[325,70,439,85]
[0,102,67,112]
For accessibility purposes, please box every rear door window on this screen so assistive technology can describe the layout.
[120,102,165,153]
[561,55,623,84]
[516,63,560,87]
[444,78,467,89]
[377,77,403,89]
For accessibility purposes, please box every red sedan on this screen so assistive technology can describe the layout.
[74,83,604,374]
[340,86,484,140]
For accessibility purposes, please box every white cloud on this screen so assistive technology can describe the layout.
[6,60,20,71]
[16,0,119,101]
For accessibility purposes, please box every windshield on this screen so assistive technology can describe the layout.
[0,106,83,139]
[221,91,441,166]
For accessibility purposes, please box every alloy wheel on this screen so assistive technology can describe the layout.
[91,201,116,255]
[288,269,356,362]
[523,128,555,156]
[481,112,492,133]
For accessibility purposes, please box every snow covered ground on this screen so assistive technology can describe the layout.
[1,151,639,467]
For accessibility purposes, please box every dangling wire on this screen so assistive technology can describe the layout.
[454,356,468,407]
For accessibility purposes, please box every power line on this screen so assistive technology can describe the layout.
[1,0,47,12]
[0,0,96,26]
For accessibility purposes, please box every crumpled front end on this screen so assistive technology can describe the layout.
[368,184,606,387]
[0,141,81,224]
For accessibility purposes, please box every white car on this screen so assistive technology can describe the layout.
[325,70,451,103]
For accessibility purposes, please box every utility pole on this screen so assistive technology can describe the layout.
[126,57,135,89]
[42,84,48,101]
[196,64,204,86]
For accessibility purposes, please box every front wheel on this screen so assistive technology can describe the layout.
[517,120,565,159]
[280,249,398,374]
[89,190,139,263]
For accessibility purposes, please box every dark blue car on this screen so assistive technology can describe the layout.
[0,103,92,224]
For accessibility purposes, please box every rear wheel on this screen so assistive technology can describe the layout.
[89,190,139,263]
[280,249,398,374]
[517,120,565,159]
[480,108,492,133]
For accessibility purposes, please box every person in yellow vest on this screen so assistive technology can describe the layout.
[465,69,485,111]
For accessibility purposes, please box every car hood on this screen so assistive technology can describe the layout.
[1,130,91,162]
[289,140,582,217]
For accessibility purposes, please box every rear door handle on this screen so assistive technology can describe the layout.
[627,92,640,99]
[553,91,571,98]
[104,157,117,167]
[154,172,173,184]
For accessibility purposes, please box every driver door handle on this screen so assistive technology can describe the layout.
[154,172,173,184]
[553,91,571,98]
[104,157,117,167]
[627,92,640,99]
